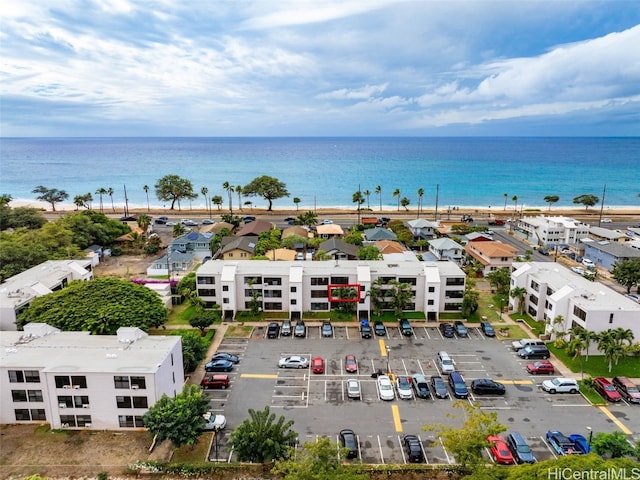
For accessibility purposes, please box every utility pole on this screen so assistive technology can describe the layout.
[434,184,439,220]
[598,184,606,227]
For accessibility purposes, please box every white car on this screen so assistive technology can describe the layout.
[582,258,595,268]
[346,379,361,399]
[601,218,612,223]
[396,376,414,400]
[278,355,309,369]
[571,266,586,275]
[377,375,395,401]
[541,377,579,394]
[202,412,226,431]
[320,219,334,224]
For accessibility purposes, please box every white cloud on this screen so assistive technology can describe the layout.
[317,83,388,100]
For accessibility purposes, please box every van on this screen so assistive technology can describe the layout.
[437,351,455,374]
[517,345,550,359]
[506,432,536,464]
[511,338,546,351]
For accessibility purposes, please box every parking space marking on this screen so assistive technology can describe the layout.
[379,339,387,357]
[419,435,429,464]
[398,435,407,463]
[391,405,403,432]
[241,373,278,379]
[439,436,453,464]
[599,406,633,434]
[377,435,385,464]
[541,435,558,459]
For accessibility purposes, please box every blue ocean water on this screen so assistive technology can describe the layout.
[1,137,639,211]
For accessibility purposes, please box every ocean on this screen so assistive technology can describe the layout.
[1,137,639,211]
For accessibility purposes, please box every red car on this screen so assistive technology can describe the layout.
[311,356,325,374]
[526,360,555,375]
[487,435,515,465]
[345,354,358,373]
[593,377,622,402]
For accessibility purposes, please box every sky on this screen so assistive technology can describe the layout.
[1,0,639,137]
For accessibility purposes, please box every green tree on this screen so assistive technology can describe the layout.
[293,197,301,210]
[400,196,410,211]
[60,210,130,249]
[142,384,210,448]
[352,190,365,214]
[272,436,369,480]
[417,187,424,216]
[172,223,186,237]
[388,280,413,317]
[73,193,93,210]
[375,185,382,211]
[230,406,297,463]
[236,185,244,211]
[367,278,385,317]
[95,187,107,212]
[32,185,69,211]
[200,186,209,217]
[423,401,506,467]
[107,187,115,212]
[486,268,511,295]
[503,192,508,211]
[243,175,290,211]
[392,188,401,211]
[0,206,46,230]
[543,194,559,211]
[505,455,640,480]
[597,330,626,372]
[137,214,151,237]
[512,195,518,214]
[509,286,527,315]
[612,258,640,293]
[222,181,234,214]
[180,330,209,371]
[461,286,479,319]
[573,194,599,210]
[591,431,636,458]
[154,174,197,210]
[297,210,318,228]
[17,277,167,333]
[143,185,150,212]
[357,245,382,260]
[363,189,371,209]
[212,195,223,211]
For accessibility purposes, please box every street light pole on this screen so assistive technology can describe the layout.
[386,345,391,375]
[587,426,593,449]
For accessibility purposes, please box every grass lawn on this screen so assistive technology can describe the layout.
[578,381,608,406]
[548,344,640,378]
[302,311,357,322]
[224,325,253,338]
[494,324,529,340]
[167,303,199,326]
[171,434,211,463]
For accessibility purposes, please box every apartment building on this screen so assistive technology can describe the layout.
[196,260,466,322]
[510,262,640,339]
[517,216,589,246]
[0,259,94,331]
[1,323,183,429]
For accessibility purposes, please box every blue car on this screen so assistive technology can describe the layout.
[569,434,591,454]
[448,372,469,399]
[546,430,577,455]
[205,359,234,372]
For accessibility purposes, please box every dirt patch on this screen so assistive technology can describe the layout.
[0,424,162,478]
[93,254,152,279]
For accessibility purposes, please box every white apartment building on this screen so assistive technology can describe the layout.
[517,216,589,247]
[1,324,183,430]
[196,260,466,322]
[510,262,640,339]
[0,259,94,331]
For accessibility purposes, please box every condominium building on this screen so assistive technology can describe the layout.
[196,260,466,322]
[1,324,183,429]
[516,216,589,247]
[510,262,640,339]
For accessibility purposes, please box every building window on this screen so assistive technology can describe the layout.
[28,390,43,402]
[74,396,89,407]
[311,290,328,298]
[399,277,417,286]
[15,409,31,421]
[60,415,77,427]
[12,390,27,402]
[244,276,262,284]
[290,286,297,292]
[119,415,143,427]
[311,277,329,286]
[427,300,435,306]
[222,285,229,292]
[310,302,329,311]
[71,376,87,388]
[116,396,132,408]
[131,376,146,389]
[331,276,349,285]
[30,409,46,421]
[55,376,71,389]
[445,278,465,286]
[572,306,587,321]
[133,397,148,408]
[197,276,215,284]
[223,298,229,304]
[58,396,73,408]
[263,290,282,298]
[264,277,282,286]
[9,370,24,383]
[199,289,216,296]
[290,299,297,305]
[428,287,435,293]
[263,302,282,310]
[24,370,40,383]
[114,376,130,389]
[76,415,92,427]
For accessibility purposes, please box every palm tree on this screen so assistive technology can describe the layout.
[611,327,635,349]
[200,187,209,217]
[352,190,365,212]
[236,185,243,211]
[143,185,150,212]
[137,214,151,238]
[597,330,625,373]
[222,182,234,214]
[509,286,527,315]
[544,195,559,211]
[293,197,301,210]
[375,185,382,212]
[392,188,401,211]
[512,195,518,213]
[212,195,223,211]
[363,189,371,209]
[503,193,508,211]
[95,187,107,212]
[107,187,115,212]
[576,328,599,362]
[400,196,410,211]
[417,188,424,217]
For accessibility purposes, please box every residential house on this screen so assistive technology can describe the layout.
[588,226,631,244]
[264,248,298,261]
[465,232,494,243]
[219,236,258,260]
[170,231,214,259]
[363,227,397,241]
[281,225,311,240]
[146,251,195,278]
[375,240,405,256]
[200,221,235,235]
[517,216,589,246]
[0,324,183,429]
[318,238,358,260]
[236,219,273,237]
[581,239,640,271]
[465,241,518,275]
[0,260,94,331]
[316,224,344,239]
[428,238,464,265]
[406,219,439,239]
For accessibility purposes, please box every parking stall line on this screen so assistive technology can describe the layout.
[541,435,558,459]
[379,339,387,357]
[439,437,453,464]
[599,406,633,434]
[400,359,410,375]
[391,405,403,432]
[377,435,385,464]
[418,435,429,464]
[356,435,362,461]
[397,435,407,463]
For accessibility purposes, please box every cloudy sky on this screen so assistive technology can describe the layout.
[1,0,639,136]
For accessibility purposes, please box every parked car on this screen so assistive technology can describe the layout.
[311,356,325,374]
[582,258,595,267]
[601,218,612,223]
[278,356,309,369]
[360,320,372,339]
[471,378,506,396]
[201,219,215,225]
[202,412,226,431]
[411,374,431,399]
[345,354,358,373]
[517,345,550,359]
[625,293,640,304]
[396,376,414,400]
[437,351,455,374]
[511,338,546,351]
[205,359,234,372]
[399,318,413,336]
[541,377,579,394]
[200,374,230,390]
[506,432,536,464]
[281,320,292,336]
[546,431,577,455]
[612,376,640,403]
[571,266,586,275]
[211,352,239,364]
[321,321,333,338]
[339,429,358,458]
[403,435,424,463]
[487,435,515,464]
[593,377,622,402]
[294,320,306,338]
[430,375,449,399]
[377,375,395,401]
[480,321,495,337]
[346,379,361,399]
[569,434,591,454]
[154,216,169,224]
[266,322,280,339]
[526,360,555,375]
[181,219,198,226]
[448,372,469,399]
[374,321,387,336]
[439,322,455,338]
[454,321,468,337]
[284,216,295,224]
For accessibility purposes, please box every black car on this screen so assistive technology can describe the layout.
[403,435,424,463]
[480,321,495,337]
[211,352,239,364]
[471,378,506,395]
[360,320,373,339]
[294,320,306,338]
[454,321,468,337]
[339,429,358,459]
[517,345,550,359]
[204,359,234,372]
[399,318,413,336]
[266,322,280,339]
[439,323,455,338]
[154,216,169,224]
[430,375,449,399]
[374,321,387,336]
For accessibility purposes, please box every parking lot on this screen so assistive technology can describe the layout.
[203,322,638,464]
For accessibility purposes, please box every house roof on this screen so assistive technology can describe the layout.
[316,224,344,235]
[429,238,463,250]
[588,226,628,240]
[364,227,397,241]
[282,225,310,239]
[153,251,194,265]
[318,238,358,257]
[375,240,404,254]
[199,221,235,234]
[466,232,493,242]
[407,218,439,229]
[465,241,518,258]
[264,248,297,261]
[236,219,273,236]
[219,235,258,255]
[585,241,640,258]
[172,231,213,244]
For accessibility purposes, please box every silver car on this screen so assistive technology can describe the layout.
[278,355,309,369]
[346,379,361,399]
